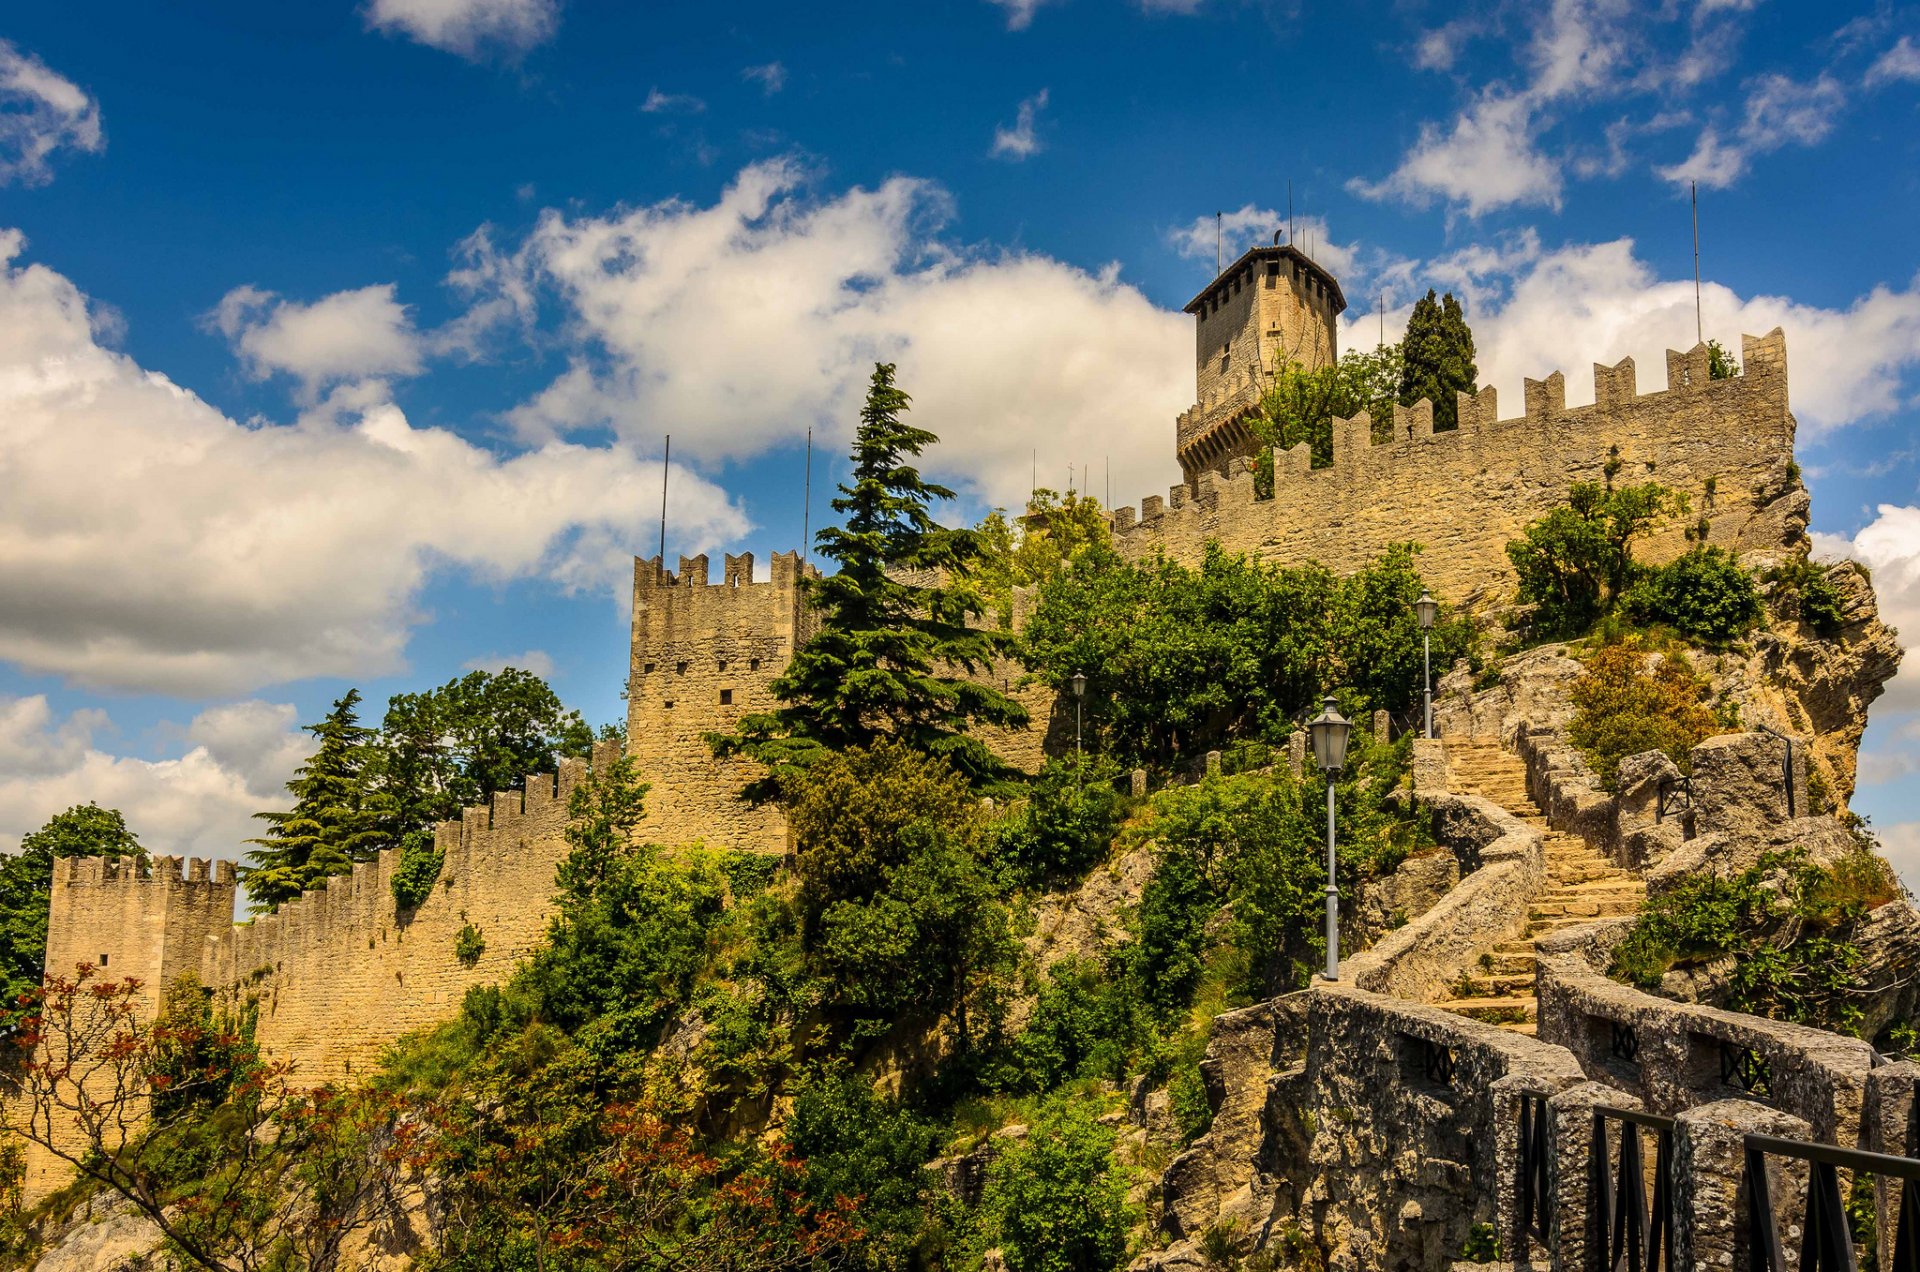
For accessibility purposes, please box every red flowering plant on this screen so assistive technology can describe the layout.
[6,964,444,1272]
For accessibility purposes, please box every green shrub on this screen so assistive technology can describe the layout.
[977,1098,1134,1272]
[1567,638,1718,789]
[719,850,780,898]
[1168,1061,1214,1145]
[1506,481,1684,639]
[1622,547,1763,644]
[991,754,1129,885]
[788,1063,944,1270]
[1765,556,1847,637]
[389,829,443,910]
[453,923,486,966]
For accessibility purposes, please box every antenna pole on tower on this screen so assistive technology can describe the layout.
[1287,181,1293,246]
[1380,295,1385,349]
[658,434,671,565]
[801,426,812,566]
[1215,211,1222,275]
[1691,181,1703,346]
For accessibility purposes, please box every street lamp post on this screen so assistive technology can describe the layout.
[1071,672,1088,783]
[1308,695,1353,980]
[1415,589,1438,740]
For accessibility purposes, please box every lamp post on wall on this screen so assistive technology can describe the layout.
[1308,695,1353,981]
[1071,672,1088,785]
[1416,589,1438,740]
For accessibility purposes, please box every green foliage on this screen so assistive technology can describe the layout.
[788,1063,946,1270]
[1168,1060,1214,1145]
[454,923,486,966]
[1247,344,1407,494]
[1021,541,1471,769]
[1459,1222,1502,1262]
[1506,481,1686,638]
[1133,735,1423,1010]
[972,488,1115,626]
[1610,849,1897,1033]
[1766,555,1848,637]
[720,850,781,898]
[1706,339,1740,380]
[990,958,1150,1094]
[243,690,386,913]
[1567,638,1718,789]
[0,803,144,1037]
[1622,546,1764,644]
[991,754,1131,885]
[369,667,593,848]
[389,829,443,910]
[1399,289,1478,431]
[976,1097,1134,1272]
[713,363,1029,793]
[785,742,1016,1043]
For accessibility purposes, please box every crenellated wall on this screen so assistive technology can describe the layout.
[1118,332,1804,610]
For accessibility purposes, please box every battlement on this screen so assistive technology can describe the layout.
[632,549,811,594]
[1115,331,1799,606]
[52,854,237,889]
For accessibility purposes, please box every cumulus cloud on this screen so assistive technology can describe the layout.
[742,62,787,95]
[462,649,557,678]
[459,160,1187,515]
[1167,207,1356,281]
[1351,91,1564,216]
[0,696,312,860]
[363,0,558,59]
[0,40,104,187]
[1879,821,1920,894]
[990,90,1050,160]
[0,229,750,695]
[1659,73,1846,188]
[210,283,426,395]
[1867,36,1920,88]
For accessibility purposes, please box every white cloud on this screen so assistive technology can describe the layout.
[990,89,1050,161]
[1350,90,1564,216]
[986,0,1056,30]
[0,229,750,695]
[1660,72,1847,188]
[1386,235,1920,435]
[462,649,557,679]
[0,696,312,860]
[0,41,103,188]
[211,283,425,395]
[461,160,1188,515]
[1867,37,1920,88]
[363,0,558,59]
[1879,822,1920,896]
[1166,207,1357,281]
[742,62,787,95]
[641,88,706,115]
[1824,506,1920,717]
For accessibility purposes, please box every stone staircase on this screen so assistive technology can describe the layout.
[1428,736,1646,1035]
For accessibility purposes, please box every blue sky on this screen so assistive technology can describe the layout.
[2,0,1918,876]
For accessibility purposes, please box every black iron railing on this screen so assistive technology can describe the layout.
[1592,1105,1676,1272]
[1720,1040,1774,1099]
[1519,1090,1551,1248]
[1745,1132,1920,1271]
[1656,775,1693,824]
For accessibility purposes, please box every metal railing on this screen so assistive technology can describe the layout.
[1519,1091,1552,1249]
[1593,1105,1676,1272]
[1745,1133,1920,1271]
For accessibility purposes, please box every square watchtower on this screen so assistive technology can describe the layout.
[1178,243,1347,483]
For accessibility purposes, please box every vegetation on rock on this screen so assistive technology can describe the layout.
[1567,637,1718,789]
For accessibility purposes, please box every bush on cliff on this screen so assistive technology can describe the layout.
[1567,637,1718,789]
[973,1097,1135,1272]
[1622,546,1763,645]
[1506,480,1686,639]
[990,753,1131,885]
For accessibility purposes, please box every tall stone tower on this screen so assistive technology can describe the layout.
[1176,243,1346,484]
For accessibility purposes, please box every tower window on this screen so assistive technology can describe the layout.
[675,661,688,674]
[99,953,109,966]
[717,659,728,672]
[720,689,733,705]
[749,658,761,671]
[664,700,675,710]
[642,662,655,674]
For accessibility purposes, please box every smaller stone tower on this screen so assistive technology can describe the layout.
[1177,243,1347,484]
[44,855,237,1013]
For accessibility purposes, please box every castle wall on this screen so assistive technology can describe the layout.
[1120,333,1804,611]
[202,743,619,1085]
[627,551,816,855]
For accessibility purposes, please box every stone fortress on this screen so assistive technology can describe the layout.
[25,247,1828,1219]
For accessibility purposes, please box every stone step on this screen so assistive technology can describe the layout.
[1455,972,1535,996]
[1434,996,1538,1025]
[1485,951,1538,975]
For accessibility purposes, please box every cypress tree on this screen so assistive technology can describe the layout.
[243,689,384,912]
[712,363,1029,794]
[1398,289,1479,431]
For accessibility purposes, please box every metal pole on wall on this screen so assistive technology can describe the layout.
[801,426,812,566]
[659,434,670,565]
[1324,777,1339,978]
[1692,181,1703,347]
[1424,630,1433,740]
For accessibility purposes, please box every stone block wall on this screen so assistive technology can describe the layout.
[1124,331,1802,611]
[200,744,621,1086]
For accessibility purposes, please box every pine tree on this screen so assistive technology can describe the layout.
[1398,289,1479,431]
[243,689,384,913]
[712,363,1029,795]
